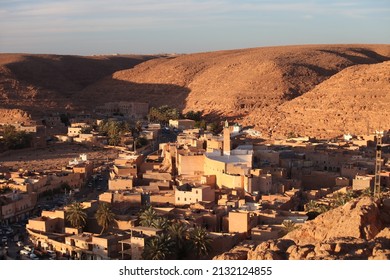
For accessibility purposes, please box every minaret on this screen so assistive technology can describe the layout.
[223,120,231,156]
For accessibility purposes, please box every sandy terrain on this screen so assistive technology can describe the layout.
[0,142,118,172]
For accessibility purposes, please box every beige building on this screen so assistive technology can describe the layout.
[251,225,283,242]
[169,119,195,130]
[72,161,94,181]
[228,211,257,236]
[27,213,65,233]
[175,184,215,206]
[352,175,373,190]
[108,177,134,191]
[96,101,149,119]
[0,191,37,224]
[176,147,205,176]
[244,172,273,194]
[204,149,253,189]
[68,127,83,137]
[206,136,224,152]
[119,226,162,260]
[341,163,368,181]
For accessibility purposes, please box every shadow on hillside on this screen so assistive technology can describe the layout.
[203,110,247,123]
[78,77,191,111]
[292,63,338,77]
[319,48,390,65]
[5,54,161,96]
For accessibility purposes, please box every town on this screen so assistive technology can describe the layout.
[1,101,389,260]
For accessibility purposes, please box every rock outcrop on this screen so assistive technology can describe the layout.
[284,197,382,245]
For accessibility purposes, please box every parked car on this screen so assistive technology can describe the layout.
[20,249,30,256]
[30,253,39,260]
[16,241,23,247]
[23,245,33,252]
[46,250,56,258]
[1,236,7,243]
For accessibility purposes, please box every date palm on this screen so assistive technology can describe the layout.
[66,201,87,230]
[189,225,212,259]
[95,202,115,235]
[152,216,169,230]
[142,233,174,260]
[139,206,158,227]
[168,221,188,258]
[282,220,297,233]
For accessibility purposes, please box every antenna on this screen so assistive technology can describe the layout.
[373,130,383,196]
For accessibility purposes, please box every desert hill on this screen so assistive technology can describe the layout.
[1,45,389,137]
[0,53,159,120]
[81,44,390,137]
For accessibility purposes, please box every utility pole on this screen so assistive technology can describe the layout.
[374,130,383,196]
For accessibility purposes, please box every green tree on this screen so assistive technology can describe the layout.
[195,120,207,130]
[139,206,158,227]
[135,120,143,133]
[98,120,130,146]
[59,113,70,126]
[331,191,356,208]
[279,220,298,237]
[95,203,115,235]
[282,220,297,233]
[135,136,148,148]
[304,200,328,212]
[142,233,174,260]
[188,225,212,259]
[2,125,33,149]
[304,200,319,212]
[152,217,169,231]
[148,105,180,124]
[184,110,202,121]
[207,122,222,134]
[80,126,92,134]
[168,222,188,258]
[66,202,87,230]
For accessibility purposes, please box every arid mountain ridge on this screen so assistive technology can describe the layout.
[1,44,389,138]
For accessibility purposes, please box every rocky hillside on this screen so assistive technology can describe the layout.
[1,45,389,137]
[81,44,390,137]
[278,61,390,138]
[214,196,390,260]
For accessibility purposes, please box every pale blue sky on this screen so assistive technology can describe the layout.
[0,0,389,55]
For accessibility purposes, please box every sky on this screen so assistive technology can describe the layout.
[0,0,389,55]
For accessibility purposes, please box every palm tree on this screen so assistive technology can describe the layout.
[282,220,297,232]
[279,220,299,237]
[95,203,115,235]
[188,225,212,259]
[139,206,158,227]
[304,200,319,212]
[168,221,188,259]
[152,217,169,230]
[66,202,87,230]
[142,233,174,260]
